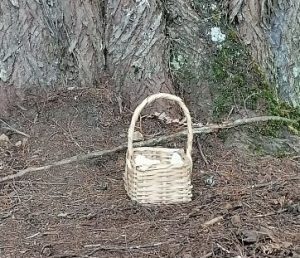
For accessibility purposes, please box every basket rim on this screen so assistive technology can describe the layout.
[131,147,184,152]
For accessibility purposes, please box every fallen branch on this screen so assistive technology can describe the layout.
[254,209,287,218]
[0,116,296,183]
[85,242,165,250]
[85,242,167,256]
[0,118,30,138]
[196,135,209,165]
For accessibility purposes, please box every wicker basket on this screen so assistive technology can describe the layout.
[124,93,193,205]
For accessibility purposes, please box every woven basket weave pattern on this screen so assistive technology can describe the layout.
[124,93,193,204]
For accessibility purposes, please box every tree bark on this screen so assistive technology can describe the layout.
[105,0,173,108]
[1,0,299,117]
[0,0,105,115]
[226,0,300,107]
[165,0,215,120]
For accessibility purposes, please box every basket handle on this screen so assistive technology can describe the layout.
[127,93,193,162]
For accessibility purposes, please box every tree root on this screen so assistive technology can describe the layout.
[0,116,296,183]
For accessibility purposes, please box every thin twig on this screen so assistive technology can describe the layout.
[202,216,223,227]
[247,181,279,189]
[0,144,126,183]
[243,92,258,115]
[247,177,300,189]
[52,254,83,258]
[0,119,30,138]
[216,243,231,253]
[254,209,287,218]
[196,136,209,165]
[52,119,84,151]
[200,252,213,258]
[226,106,235,120]
[85,242,165,249]
[86,242,166,256]
[0,116,296,183]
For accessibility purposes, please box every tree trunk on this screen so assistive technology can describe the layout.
[0,0,105,115]
[0,0,299,117]
[226,0,300,107]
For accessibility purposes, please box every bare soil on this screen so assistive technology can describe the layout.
[0,87,299,258]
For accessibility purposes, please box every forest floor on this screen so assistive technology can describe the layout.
[0,87,299,258]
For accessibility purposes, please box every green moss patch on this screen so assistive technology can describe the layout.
[211,27,300,136]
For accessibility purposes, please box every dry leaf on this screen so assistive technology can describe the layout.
[231,214,242,226]
[0,134,10,147]
[22,137,28,147]
[224,202,233,210]
[149,112,187,125]
[15,140,22,147]
[132,131,144,142]
[278,196,286,208]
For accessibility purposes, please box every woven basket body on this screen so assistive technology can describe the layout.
[124,93,193,205]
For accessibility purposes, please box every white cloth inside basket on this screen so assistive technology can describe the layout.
[134,151,184,171]
[171,152,184,167]
[134,155,160,171]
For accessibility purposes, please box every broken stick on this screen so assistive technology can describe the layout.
[0,118,30,138]
[0,116,297,183]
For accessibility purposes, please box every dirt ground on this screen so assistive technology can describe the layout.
[0,87,299,258]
